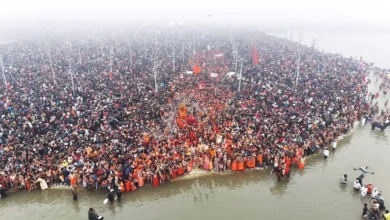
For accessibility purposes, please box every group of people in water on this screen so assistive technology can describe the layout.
[340,166,388,220]
[0,29,385,205]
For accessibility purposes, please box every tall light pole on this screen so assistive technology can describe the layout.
[299,33,303,45]
[295,52,300,86]
[181,39,184,71]
[0,56,7,87]
[47,41,55,84]
[153,58,158,93]
[234,45,239,73]
[39,41,44,60]
[144,38,147,59]
[129,39,132,67]
[193,35,196,55]
[238,58,243,92]
[109,46,113,73]
[153,39,158,93]
[68,53,75,95]
[311,37,318,49]
[77,40,82,64]
[173,41,175,74]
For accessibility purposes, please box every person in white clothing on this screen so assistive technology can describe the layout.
[372,188,379,199]
[361,186,368,197]
[354,179,362,190]
[34,178,48,191]
[323,147,329,159]
[332,141,337,152]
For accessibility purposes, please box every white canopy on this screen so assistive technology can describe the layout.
[210,73,218,78]
[226,72,236,76]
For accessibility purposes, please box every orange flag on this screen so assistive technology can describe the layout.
[193,65,201,75]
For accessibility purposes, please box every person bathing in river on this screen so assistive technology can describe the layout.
[362,203,369,218]
[281,160,286,175]
[72,185,78,201]
[357,174,365,185]
[340,174,347,184]
[354,179,362,190]
[117,187,122,202]
[88,208,104,220]
[107,189,115,204]
[372,188,379,199]
[367,182,374,194]
[323,147,329,160]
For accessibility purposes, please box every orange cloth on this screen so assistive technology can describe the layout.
[238,161,245,171]
[231,161,238,171]
[138,177,144,188]
[246,158,255,168]
[153,175,159,187]
[70,176,76,186]
[299,161,305,169]
[125,181,131,192]
[257,154,263,165]
[120,182,125,192]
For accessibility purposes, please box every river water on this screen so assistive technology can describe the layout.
[1,32,389,220]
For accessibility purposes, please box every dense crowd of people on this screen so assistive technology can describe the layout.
[0,30,380,195]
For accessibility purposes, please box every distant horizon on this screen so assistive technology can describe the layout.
[1,21,389,42]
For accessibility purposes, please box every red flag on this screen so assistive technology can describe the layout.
[109,71,113,80]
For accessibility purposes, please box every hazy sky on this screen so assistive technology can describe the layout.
[1,0,389,27]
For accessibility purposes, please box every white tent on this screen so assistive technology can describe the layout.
[210,73,218,78]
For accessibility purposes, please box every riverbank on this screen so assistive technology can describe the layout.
[8,118,363,194]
